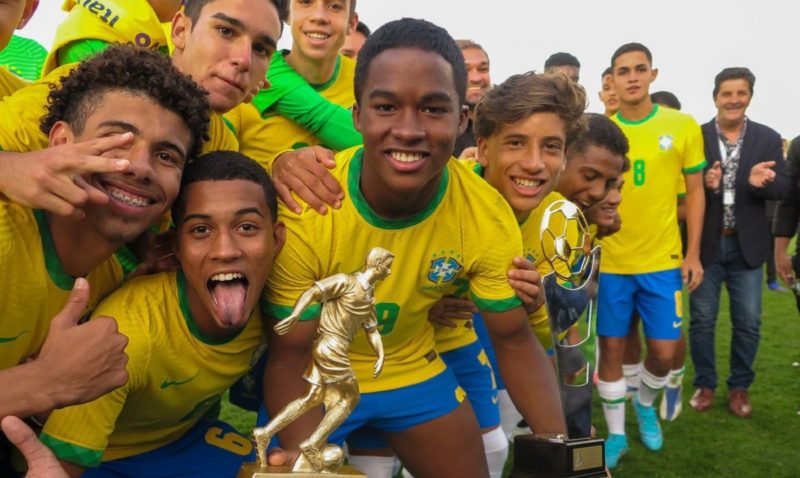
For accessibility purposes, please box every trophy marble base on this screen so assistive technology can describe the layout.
[237,462,366,478]
[509,434,606,478]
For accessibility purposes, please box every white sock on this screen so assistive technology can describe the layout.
[347,455,396,478]
[597,378,626,436]
[497,389,522,441]
[622,361,642,390]
[483,427,509,478]
[667,365,685,388]
[638,366,669,407]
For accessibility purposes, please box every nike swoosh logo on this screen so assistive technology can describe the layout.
[160,372,198,390]
[492,394,499,405]
[0,331,28,343]
[672,321,682,328]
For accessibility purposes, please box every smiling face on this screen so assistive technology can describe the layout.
[558,144,625,210]
[478,111,566,221]
[52,91,191,245]
[462,47,490,107]
[586,176,623,228]
[290,0,356,62]
[354,47,467,214]
[714,78,751,128]
[612,50,657,106]
[175,179,285,335]
[171,0,281,113]
[599,73,619,115]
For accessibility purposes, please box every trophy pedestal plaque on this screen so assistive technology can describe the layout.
[509,434,605,478]
[237,463,366,478]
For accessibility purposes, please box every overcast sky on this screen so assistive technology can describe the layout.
[19,0,800,139]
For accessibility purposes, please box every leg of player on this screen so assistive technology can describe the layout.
[346,448,397,478]
[622,315,643,400]
[597,336,627,468]
[660,332,687,421]
[635,338,676,450]
[385,401,488,478]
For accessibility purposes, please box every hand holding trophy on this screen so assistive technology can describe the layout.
[240,248,394,478]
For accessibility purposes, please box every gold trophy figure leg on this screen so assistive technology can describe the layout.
[253,384,325,465]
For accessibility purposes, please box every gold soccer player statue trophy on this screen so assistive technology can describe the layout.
[240,247,393,478]
[510,200,607,478]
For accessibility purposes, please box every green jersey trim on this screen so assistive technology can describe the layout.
[40,433,103,468]
[682,160,707,174]
[176,270,245,345]
[615,104,659,126]
[310,55,341,91]
[222,116,237,136]
[261,302,321,322]
[470,293,523,312]
[348,148,449,230]
[33,209,74,291]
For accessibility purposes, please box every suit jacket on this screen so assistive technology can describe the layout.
[700,118,790,268]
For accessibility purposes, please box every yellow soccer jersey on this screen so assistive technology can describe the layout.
[0,64,236,155]
[264,147,523,393]
[40,271,264,467]
[0,67,28,97]
[601,105,705,274]
[238,54,356,170]
[0,203,122,370]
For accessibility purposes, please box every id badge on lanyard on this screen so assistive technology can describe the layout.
[719,139,737,206]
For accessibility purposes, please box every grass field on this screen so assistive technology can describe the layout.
[220,282,800,477]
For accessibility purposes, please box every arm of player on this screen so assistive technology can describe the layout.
[0,279,128,418]
[274,286,323,336]
[0,133,134,219]
[364,315,384,378]
[682,171,705,292]
[271,146,343,215]
[482,306,566,435]
[427,296,477,328]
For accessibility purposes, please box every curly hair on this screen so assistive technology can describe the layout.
[474,71,587,148]
[40,44,210,160]
[568,113,630,172]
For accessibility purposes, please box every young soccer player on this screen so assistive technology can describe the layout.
[598,67,619,117]
[260,19,564,478]
[596,43,705,468]
[0,44,208,420]
[40,151,286,478]
[0,0,282,218]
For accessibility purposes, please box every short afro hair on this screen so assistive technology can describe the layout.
[650,91,682,110]
[544,52,580,70]
[354,18,466,105]
[172,150,279,225]
[474,71,587,148]
[567,113,630,172]
[41,44,210,161]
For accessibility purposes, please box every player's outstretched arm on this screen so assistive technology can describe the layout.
[682,171,705,292]
[0,279,128,418]
[482,307,566,435]
[1,416,69,478]
[272,146,343,215]
[0,133,134,219]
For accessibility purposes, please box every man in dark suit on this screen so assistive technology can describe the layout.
[689,67,789,418]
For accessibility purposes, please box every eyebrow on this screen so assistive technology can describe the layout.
[211,12,278,50]
[182,207,265,223]
[97,120,187,159]
[368,89,455,104]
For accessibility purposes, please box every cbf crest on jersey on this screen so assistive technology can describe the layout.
[428,254,463,284]
[658,135,674,151]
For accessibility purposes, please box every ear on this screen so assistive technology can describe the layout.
[457,104,469,135]
[48,121,74,147]
[352,102,362,134]
[650,67,659,83]
[17,0,38,29]
[476,137,489,167]
[347,11,359,35]
[271,221,286,256]
[171,11,190,52]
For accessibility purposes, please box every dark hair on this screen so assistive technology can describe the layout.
[713,67,755,99]
[475,71,587,147]
[650,91,682,110]
[185,0,288,26]
[568,113,630,171]
[41,44,209,160]
[355,21,371,37]
[601,66,612,78]
[172,150,278,224]
[354,18,466,105]
[611,42,652,70]
[544,52,580,70]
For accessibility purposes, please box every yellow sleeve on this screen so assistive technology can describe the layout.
[40,297,149,467]
[681,116,706,173]
[0,68,29,98]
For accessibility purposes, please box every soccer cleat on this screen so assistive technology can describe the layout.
[767,281,787,292]
[604,433,628,469]
[659,384,683,421]
[633,394,663,451]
